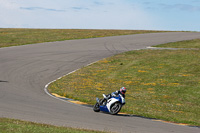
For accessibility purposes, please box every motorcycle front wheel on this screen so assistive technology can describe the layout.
[93,102,100,112]
[110,102,122,115]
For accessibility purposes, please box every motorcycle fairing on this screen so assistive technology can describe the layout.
[99,105,109,112]
[106,97,119,112]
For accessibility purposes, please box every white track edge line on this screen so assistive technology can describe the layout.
[44,60,99,106]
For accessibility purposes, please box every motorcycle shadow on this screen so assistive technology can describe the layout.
[116,113,157,121]
[100,111,154,120]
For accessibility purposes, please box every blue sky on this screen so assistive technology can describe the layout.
[0,0,200,31]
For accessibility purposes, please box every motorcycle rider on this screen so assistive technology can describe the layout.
[101,87,126,105]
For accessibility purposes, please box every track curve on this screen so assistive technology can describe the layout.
[0,32,200,133]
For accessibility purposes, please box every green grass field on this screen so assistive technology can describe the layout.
[48,39,200,126]
[0,118,107,133]
[154,39,200,48]
[0,28,166,48]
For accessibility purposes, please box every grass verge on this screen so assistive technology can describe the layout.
[154,39,200,48]
[0,118,108,133]
[48,39,200,126]
[0,28,166,48]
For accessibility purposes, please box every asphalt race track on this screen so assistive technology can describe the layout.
[0,32,200,133]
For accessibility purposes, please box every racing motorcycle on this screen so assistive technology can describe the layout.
[93,93,125,115]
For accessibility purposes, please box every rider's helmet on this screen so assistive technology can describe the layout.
[120,87,126,94]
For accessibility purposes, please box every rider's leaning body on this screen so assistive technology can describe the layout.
[102,87,126,105]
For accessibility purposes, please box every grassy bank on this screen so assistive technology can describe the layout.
[0,118,107,133]
[0,28,166,48]
[48,39,200,126]
[154,39,200,48]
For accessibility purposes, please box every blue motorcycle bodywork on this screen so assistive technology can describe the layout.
[97,94,125,113]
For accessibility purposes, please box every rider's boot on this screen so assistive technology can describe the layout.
[103,94,111,99]
[102,94,111,105]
